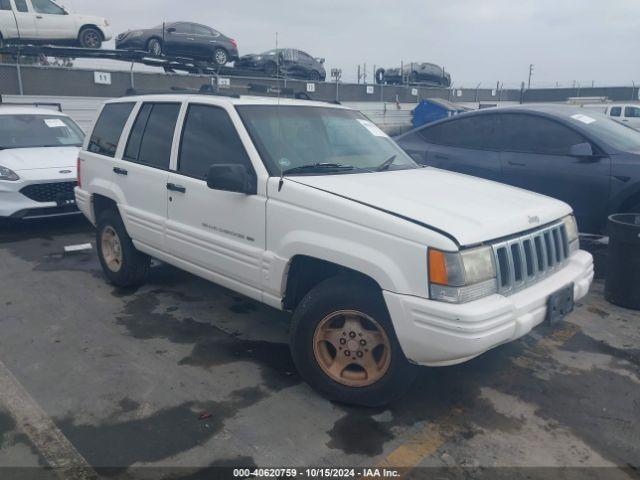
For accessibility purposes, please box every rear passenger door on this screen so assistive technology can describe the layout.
[499,113,611,232]
[165,103,266,298]
[114,101,181,251]
[415,115,503,181]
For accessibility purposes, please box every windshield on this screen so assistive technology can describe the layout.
[565,111,640,151]
[236,105,418,175]
[0,115,85,149]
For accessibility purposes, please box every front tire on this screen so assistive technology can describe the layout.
[147,38,163,56]
[79,27,102,49]
[308,70,321,81]
[289,275,417,407]
[96,209,150,288]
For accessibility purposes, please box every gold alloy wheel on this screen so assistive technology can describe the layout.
[313,310,392,387]
[101,226,123,273]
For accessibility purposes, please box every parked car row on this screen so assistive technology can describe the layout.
[376,63,451,87]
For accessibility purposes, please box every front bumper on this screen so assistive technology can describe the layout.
[99,26,114,42]
[384,250,594,366]
[0,181,78,219]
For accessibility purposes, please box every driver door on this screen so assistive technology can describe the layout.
[498,113,611,232]
[30,0,76,40]
[166,103,266,298]
[164,22,196,56]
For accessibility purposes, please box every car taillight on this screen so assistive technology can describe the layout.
[77,157,82,188]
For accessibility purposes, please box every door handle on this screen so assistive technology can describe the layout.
[113,167,128,175]
[508,160,526,166]
[167,183,186,193]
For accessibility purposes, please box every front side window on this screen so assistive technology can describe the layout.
[14,0,28,12]
[499,114,586,155]
[124,103,180,169]
[88,103,135,158]
[418,115,500,150]
[625,106,640,118]
[1,0,12,11]
[0,115,84,149]
[172,23,194,34]
[237,105,418,176]
[610,107,622,117]
[31,0,64,15]
[178,105,252,180]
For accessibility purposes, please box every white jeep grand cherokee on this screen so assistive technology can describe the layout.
[75,94,594,406]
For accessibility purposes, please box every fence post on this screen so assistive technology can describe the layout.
[16,54,24,96]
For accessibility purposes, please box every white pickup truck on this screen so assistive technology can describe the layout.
[75,94,594,406]
[0,0,111,49]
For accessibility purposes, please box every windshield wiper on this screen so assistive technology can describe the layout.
[376,155,397,172]
[282,163,355,175]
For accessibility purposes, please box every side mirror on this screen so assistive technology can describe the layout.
[569,142,594,157]
[207,164,256,195]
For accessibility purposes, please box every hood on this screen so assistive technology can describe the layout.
[0,147,79,172]
[290,168,572,247]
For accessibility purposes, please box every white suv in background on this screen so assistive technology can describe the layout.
[75,93,594,406]
[604,104,640,130]
[0,102,84,219]
[0,0,112,49]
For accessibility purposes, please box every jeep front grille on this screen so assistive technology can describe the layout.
[492,222,569,295]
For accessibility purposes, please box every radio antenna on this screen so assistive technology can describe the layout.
[276,32,285,192]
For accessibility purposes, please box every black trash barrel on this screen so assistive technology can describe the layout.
[605,213,640,310]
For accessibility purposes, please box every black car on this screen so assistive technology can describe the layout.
[236,48,326,81]
[115,22,238,65]
[396,105,640,233]
[376,63,451,87]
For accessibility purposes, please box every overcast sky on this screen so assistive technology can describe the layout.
[58,0,638,88]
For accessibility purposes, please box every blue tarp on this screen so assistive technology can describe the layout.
[411,99,469,129]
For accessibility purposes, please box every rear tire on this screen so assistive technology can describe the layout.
[96,209,150,288]
[78,27,102,49]
[289,275,417,407]
[212,48,228,66]
[308,70,321,81]
[147,38,163,56]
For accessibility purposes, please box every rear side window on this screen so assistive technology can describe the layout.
[14,0,28,12]
[88,103,135,158]
[625,106,640,118]
[124,103,180,169]
[610,107,622,117]
[178,104,252,180]
[1,0,12,11]
[499,114,586,155]
[418,115,501,150]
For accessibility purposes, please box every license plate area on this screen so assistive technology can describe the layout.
[547,284,575,325]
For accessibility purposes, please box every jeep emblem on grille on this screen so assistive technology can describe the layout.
[59,170,72,174]
[528,215,540,224]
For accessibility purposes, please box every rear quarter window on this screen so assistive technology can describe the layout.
[88,103,135,158]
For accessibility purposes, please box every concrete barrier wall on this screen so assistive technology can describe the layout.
[3,63,639,104]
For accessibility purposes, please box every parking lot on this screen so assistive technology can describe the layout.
[0,216,637,478]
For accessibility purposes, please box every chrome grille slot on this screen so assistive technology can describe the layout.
[492,222,570,296]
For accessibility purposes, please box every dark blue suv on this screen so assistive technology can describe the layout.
[396,105,640,233]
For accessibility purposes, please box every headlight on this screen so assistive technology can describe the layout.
[562,214,579,254]
[255,56,263,60]
[0,165,19,181]
[104,20,109,26]
[428,246,497,304]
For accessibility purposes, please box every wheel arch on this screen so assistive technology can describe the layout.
[79,24,106,40]
[282,255,386,311]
